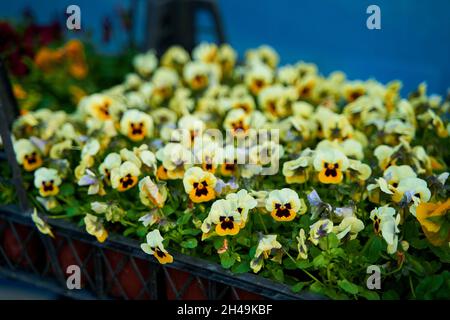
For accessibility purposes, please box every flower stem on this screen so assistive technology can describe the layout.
[257,212,268,234]
[283,248,324,285]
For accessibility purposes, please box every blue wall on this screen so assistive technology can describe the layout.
[219,0,450,96]
[1,0,449,95]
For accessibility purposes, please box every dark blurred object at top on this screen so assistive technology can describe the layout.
[146,0,226,55]
[0,19,61,76]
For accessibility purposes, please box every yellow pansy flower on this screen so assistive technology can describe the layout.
[14,139,43,171]
[156,143,192,180]
[120,109,154,141]
[133,50,157,78]
[416,199,450,246]
[99,152,122,183]
[34,167,62,197]
[141,229,173,264]
[313,148,349,184]
[110,161,141,192]
[161,46,190,71]
[226,190,257,228]
[265,188,305,222]
[245,63,273,95]
[183,167,217,203]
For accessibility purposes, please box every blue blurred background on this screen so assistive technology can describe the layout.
[1,0,449,95]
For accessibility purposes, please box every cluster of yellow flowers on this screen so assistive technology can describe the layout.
[12,43,449,276]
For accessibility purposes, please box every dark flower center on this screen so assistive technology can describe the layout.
[25,152,38,164]
[219,216,235,230]
[42,180,54,192]
[193,181,209,197]
[131,122,144,135]
[274,202,292,218]
[120,174,134,188]
[324,162,339,177]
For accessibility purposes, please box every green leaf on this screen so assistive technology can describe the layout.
[66,206,79,217]
[214,238,225,250]
[296,260,312,269]
[180,238,198,249]
[220,252,236,269]
[236,236,251,247]
[319,233,340,251]
[382,290,399,300]
[415,275,444,299]
[162,205,176,215]
[181,228,201,236]
[231,260,251,274]
[358,287,380,300]
[406,253,426,276]
[177,212,192,225]
[283,258,297,270]
[366,236,384,263]
[136,226,148,238]
[59,183,75,196]
[312,254,330,268]
[123,227,136,237]
[271,267,284,282]
[338,279,359,295]
[291,282,307,293]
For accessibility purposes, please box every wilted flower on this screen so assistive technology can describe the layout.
[309,219,334,245]
[296,229,308,260]
[32,208,54,238]
[84,214,108,243]
[250,234,282,273]
[91,201,125,222]
[333,216,364,240]
[139,176,167,208]
[78,168,105,195]
[370,206,400,254]
[282,149,314,184]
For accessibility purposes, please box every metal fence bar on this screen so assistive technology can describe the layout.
[0,59,30,212]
